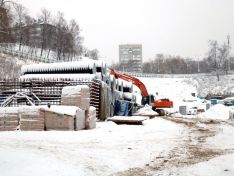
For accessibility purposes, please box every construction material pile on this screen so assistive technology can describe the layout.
[61,85,90,110]
[42,107,76,131]
[19,108,45,131]
[0,110,18,131]
[0,107,45,131]
[0,105,97,131]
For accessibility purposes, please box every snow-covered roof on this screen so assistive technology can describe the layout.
[20,74,96,81]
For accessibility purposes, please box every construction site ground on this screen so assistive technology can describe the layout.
[0,116,234,176]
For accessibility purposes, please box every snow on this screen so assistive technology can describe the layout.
[134,77,198,113]
[61,85,89,97]
[41,105,79,117]
[0,118,184,176]
[21,61,94,74]
[0,106,40,114]
[107,116,149,122]
[198,104,231,120]
[21,58,106,75]
[133,105,158,116]
[20,74,96,81]
[0,105,80,117]
[160,153,234,176]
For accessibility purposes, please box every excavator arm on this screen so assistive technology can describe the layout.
[110,69,149,96]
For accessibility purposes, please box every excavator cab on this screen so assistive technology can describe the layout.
[141,95,155,105]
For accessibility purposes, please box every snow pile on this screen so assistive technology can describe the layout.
[133,105,158,116]
[198,104,230,120]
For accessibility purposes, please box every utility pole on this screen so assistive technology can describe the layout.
[157,59,160,73]
[198,59,200,73]
[227,35,230,72]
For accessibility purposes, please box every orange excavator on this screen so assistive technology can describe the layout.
[110,69,173,116]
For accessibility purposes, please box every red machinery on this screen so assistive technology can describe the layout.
[110,69,173,115]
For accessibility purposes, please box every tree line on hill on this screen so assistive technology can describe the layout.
[112,40,232,76]
[0,0,99,60]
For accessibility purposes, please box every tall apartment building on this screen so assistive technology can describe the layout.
[119,44,142,72]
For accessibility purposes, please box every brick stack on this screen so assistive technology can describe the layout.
[0,112,19,131]
[19,110,45,131]
[61,85,90,110]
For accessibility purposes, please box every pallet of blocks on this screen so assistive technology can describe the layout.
[85,106,96,129]
[61,85,90,110]
[0,110,19,131]
[19,107,45,131]
[41,106,77,131]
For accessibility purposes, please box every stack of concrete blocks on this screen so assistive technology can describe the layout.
[61,85,96,130]
[0,110,19,131]
[19,108,45,131]
[61,85,90,110]
[42,109,74,131]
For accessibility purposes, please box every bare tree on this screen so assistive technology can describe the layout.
[68,19,83,57]
[0,0,15,7]
[88,49,99,60]
[207,40,229,81]
[12,3,27,51]
[54,11,67,60]
[38,8,52,56]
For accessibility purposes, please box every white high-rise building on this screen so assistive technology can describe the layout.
[119,44,142,72]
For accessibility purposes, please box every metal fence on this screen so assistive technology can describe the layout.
[0,44,57,63]
[117,71,234,78]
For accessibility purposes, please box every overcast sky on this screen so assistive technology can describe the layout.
[20,0,234,64]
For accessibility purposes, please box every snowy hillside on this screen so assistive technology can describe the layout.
[0,53,37,79]
[186,74,234,96]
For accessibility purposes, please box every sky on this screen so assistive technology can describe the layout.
[19,0,234,64]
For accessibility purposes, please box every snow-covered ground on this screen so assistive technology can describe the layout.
[0,118,185,176]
